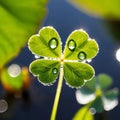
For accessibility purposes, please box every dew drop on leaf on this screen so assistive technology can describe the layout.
[78,52,86,60]
[67,39,76,51]
[34,54,40,59]
[49,38,58,49]
[0,99,8,113]
[52,68,58,74]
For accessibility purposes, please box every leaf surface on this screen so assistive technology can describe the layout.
[73,106,94,120]
[68,0,120,19]
[0,0,48,68]
[1,67,23,91]
[64,29,98,60]
[28,26,62,58]
[30,59,61,85]
[63,62,94,88]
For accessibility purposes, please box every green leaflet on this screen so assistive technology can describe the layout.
[28,26,62,58]
[63,62,94,87]
[28,26,99,88]
[30,59,61,85]
[97,74,113,90]
[0,0,48,69]
[91,96,104,113]
[73,106,94,120]
[103,89,119,111]
[64,29,98,60]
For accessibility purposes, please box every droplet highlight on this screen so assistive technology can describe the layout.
[0,99,8,113]
[34,54,40,59]
[52,68,58,74]
[89,108,96,115]
[68,39,76,51]
[49,38,58,50]
[78,51,86,60]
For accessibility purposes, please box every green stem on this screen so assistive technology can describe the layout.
[50,67,64,120]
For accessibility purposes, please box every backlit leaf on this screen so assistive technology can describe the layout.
[28,26,62,58]
[64,29,98,60]
[30,59,61,85]
[73,106,94,120]
[63,62,94,88]
[68,0,120,20]
[1,67,23,91]
[0,0,48,69]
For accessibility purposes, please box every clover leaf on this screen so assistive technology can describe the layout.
[76,74,119,113]
[0,0,48,69]
[28,26,99,88]
[28,26,99,120]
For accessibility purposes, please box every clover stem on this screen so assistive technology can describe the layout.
[50,67,64,120]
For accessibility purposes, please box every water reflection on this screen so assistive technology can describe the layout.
[116,48,120,62]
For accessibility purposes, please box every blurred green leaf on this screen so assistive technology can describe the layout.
[103,88,119,111]
[1,65,23,91]
[75,74,119,113]
[73,106,94,120]
[91,96,104,113]
[84,77,96,91]
[0,0,48,69]
[76,88,95,104]
[98,74,113,90]
[68,0,120,20]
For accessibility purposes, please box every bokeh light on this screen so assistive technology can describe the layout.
[8,64,21,77]
[116,48,120,62]
[0,99,8,113]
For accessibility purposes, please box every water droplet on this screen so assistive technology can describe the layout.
[52,68,58,74]
[49,38,58,49]
[68,39,76,51]
[89,108,96,115]
[0,99,8,113]
[78,51,86,60]
[8,64,21,77]
[87,59,92,63]
[34,54,40,59]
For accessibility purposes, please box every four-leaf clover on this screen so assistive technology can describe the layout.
[28,26,99,88]
[76,74,119,112]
